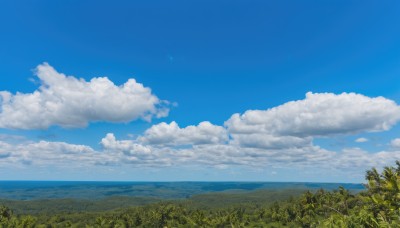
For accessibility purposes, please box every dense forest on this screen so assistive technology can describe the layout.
[1,162,400,227]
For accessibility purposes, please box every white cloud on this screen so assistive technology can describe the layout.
[0,139,114,167]
[390,138,400,148]
[2,92,400,181]
[2,135,400,176]
[0,63,169,129]
[225,92,400,149]
[138,121,228,146]
[229,133,312,149]
[62,134,335,169]
[102,133,152,157]
[226,92,400,137]
[101,133,173,166]
[355,137,368,143]
[329,147,400,171]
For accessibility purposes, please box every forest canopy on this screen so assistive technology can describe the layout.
[1,162,400,227]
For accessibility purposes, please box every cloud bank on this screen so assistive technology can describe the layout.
[0,63,169,129]
[2,92,400,177]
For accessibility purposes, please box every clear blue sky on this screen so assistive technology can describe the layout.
[1,0,400,182]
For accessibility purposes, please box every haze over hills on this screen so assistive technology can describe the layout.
[0,181,364,200]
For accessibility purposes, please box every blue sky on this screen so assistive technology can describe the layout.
[1,1,400,182]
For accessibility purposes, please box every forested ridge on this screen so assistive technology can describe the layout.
[1,162,400,227]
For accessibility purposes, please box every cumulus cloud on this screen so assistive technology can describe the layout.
[329,147,400,171]
[2,135,400,175]
[138,121,228,146]
[2,91,400,180]
[226,92,400,137]
[0,139,114,167]
[101,133,173,166]
[355,137,368,143]
[0,63,169,129]
[97,133,400,172]
[0,135,333,170]
[102,133,152,157]
[225,92,400,149]
[229,133,312,149]
[184,144,334,168]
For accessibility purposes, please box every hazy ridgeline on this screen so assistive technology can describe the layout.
[0,182,363,214]
[0,181,364,200]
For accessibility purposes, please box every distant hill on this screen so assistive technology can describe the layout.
[0,181,364,200]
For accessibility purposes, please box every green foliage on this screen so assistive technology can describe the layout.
[1,162,399,227]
